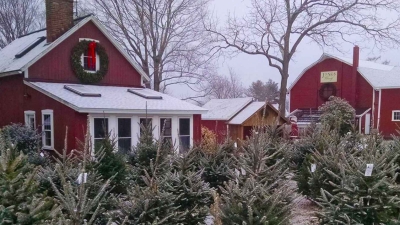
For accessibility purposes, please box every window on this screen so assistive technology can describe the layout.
[319,83,337,101]
[392,111,400,121]
[24,111,35,129]
[83,49,97,72]
[160,118,172,147]
[140,118,152,136]
[41,110,54,149]
[94,118,109,150]
[179,118,191,153]
[118,118,131,153]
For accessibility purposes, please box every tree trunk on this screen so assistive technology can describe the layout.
[279,64,289,117]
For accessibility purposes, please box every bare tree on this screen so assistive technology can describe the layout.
[205,68,246,99]
[366,56,391,65]
[89,0,217,94]
[248,79,280,103]
[0,0,42,48]
[206,0,400,115]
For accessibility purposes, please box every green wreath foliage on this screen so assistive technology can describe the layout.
[70,40,109,84]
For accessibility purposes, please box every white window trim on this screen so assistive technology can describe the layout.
[24,110,36,129]
[79,38,100,43]
[392,110,400,121]
[41,109,54,150]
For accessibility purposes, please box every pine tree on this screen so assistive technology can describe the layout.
[44,127,113,225]
[217,126,293,225]
[219,178,292,225]
[0,135,59,224]
[317,135,400,224]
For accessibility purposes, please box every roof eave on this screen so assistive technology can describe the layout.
[77,109,207,115]
[0,70,23,78]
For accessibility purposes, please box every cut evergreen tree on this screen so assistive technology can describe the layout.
[44,127,113,225]
[317,135,400,224]
[0,135,59,224]
[217,126,293,225]
[219,178,292,225]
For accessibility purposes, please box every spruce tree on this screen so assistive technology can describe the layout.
[44,127,113,225]
[0,136,59,224]
[317,135,400,224]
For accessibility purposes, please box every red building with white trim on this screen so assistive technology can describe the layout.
[0,0,206,153]
[289,46,400,138]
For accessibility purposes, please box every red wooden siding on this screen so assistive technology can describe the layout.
[201,120,228,143]
[193,114,202,144]
[28,21,142,87]
[0,75,25,127]
[378,89,400,138]
[0,75,87,153]
[290,58,372,111]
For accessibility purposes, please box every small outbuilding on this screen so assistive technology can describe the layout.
[201,98,289,143]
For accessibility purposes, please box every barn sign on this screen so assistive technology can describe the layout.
[321,71,337,83]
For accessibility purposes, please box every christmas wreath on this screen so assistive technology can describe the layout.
[71,40,109,84]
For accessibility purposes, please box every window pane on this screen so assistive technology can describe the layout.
[179,136,190,154]
[118,138,132,153]
[44,114,51,130]
[94,139,103,152]
[179,119,190,135]
[160,118,172,137]
[45,131,52,146]
[118,118,131,138]
[94,118,108,138]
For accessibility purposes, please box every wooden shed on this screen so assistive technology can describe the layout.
[228,102,289,141]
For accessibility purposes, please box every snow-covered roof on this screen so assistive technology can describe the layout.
[0,15,150,81]
[229,102,265,125]
[201,97,253,120]
[289,53,400,90]
[25,81,207,114]
[0,30,49,74]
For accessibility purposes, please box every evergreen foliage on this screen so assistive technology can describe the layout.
[0,136,59,224]
[1,123,41,154]
[88,133,128,194]
[319,96,356,136]
[317,135,400,224]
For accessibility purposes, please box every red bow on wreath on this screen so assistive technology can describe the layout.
[88,41,97,70]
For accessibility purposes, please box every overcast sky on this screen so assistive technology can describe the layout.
[174,0,400,100]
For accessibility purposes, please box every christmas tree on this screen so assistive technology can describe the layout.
[317,135,400,224]
[0,135,59,224]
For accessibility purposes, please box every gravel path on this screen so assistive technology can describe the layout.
[289,180,319,225]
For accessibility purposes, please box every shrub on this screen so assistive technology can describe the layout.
[1,123,41,154]
[319,96,355,136]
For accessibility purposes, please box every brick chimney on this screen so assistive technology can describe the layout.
[45,0,74,43]
[351,45,360,106]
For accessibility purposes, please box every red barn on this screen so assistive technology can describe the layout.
[0,0,206,153]
[289,46,400,138]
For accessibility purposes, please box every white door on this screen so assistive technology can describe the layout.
[365,113,371,134]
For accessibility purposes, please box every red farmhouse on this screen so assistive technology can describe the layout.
[0,0,206,153]
[289,46,400,138]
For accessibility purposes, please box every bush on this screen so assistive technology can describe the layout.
[1,123,41,154]
[319,96,355,136]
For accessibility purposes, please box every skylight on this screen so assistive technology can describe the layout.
[128,88,162,99]
[15,36,46,58]
[64,85,101,97]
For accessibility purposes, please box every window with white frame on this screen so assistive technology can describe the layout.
[179,118,191,153]
[24,111,35,130]
[42,110,54,149]
[393,111,400,121]
[160,118,172,147]
[94,118,109,150]
[118,118,131,153]
[139,118,152,136]
[79,39,100,72]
